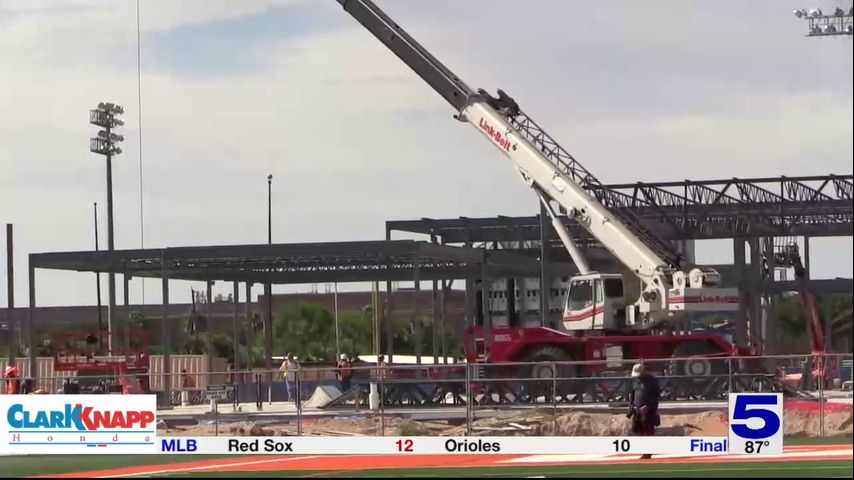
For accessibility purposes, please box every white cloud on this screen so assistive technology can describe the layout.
[1,0,851,308]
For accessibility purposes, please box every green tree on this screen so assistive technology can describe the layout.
[771,293,853,353]
[268,302,461,362]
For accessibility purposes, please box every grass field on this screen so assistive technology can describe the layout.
[2,437,851,478]
[161,461,853,478]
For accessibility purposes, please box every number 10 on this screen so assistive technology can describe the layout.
[613,439,630,452]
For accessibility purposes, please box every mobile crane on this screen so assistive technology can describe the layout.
[335,0,749,387]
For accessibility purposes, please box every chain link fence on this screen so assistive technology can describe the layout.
[2,353,851,437]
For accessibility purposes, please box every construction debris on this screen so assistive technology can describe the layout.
[164,405,852,438]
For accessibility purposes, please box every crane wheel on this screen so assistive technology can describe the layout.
[669,341,728,399]
[518,346,578,403]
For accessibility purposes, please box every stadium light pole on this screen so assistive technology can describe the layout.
[265,174,274,394]
[94,202,104,351]
[90,102,124,354]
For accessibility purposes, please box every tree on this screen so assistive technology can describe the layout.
[270,303,399,362]
[771,293,853,354]
[268,301,461,362]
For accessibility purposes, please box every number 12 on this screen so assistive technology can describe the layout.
[396,439,414,452]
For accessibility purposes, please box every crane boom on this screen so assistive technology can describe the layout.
[336,0,734,319]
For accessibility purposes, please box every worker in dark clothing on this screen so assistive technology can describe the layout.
[337,354,353,393]
[627,362,661,459]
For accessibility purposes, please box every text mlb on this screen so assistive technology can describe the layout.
[161,439,294,453]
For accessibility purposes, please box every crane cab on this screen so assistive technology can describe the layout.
[562,273,626,331]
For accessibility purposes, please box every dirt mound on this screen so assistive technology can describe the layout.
[784,409,853,437]
[535,410,728,437]
[163,406,852,438]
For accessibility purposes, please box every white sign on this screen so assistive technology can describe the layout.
[0,394,157,454]
[205,384,234,401]
[728,392,784,454]
[156,436,736,455]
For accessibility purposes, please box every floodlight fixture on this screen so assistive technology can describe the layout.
[794,6,853,36]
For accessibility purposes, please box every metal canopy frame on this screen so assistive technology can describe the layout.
[22,240,550,404]
[29,240,543,283]
[388,175,853,242]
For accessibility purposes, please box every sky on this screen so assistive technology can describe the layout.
[0,0,852,307]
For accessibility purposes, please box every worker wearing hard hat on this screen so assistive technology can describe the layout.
[4,366,21,394]
[336,354,353,393]
[627,363,661,459]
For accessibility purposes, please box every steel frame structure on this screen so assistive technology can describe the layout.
[23,240,544,404]
[28,240,543,284]
[388,174,853,243]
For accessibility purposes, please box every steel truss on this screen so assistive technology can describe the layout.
[388,174,853,243]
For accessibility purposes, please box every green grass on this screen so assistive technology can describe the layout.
[159,461,852,478]
[1,437,849,477]
[0,454,232,477]
[784,435,852,445]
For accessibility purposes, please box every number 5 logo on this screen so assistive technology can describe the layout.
[730,394,781,439]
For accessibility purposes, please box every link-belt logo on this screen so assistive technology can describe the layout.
[478,117,517,152]
[7,403,155,431]
[670,292,739,303]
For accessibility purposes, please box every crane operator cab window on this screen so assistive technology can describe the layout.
[567,279,594,311]
[565,276,626,315]
[603,278,624,299]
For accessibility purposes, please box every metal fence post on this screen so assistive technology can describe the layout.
[296,367,303,436]
[552,362,557,436]
[818,353,825,437]
[465,362,472,436]
[380,366,385,437]
[727,356,733,394]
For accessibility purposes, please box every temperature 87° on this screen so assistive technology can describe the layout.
[744,440,770,453]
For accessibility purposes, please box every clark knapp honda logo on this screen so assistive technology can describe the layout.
[2,395,156,451]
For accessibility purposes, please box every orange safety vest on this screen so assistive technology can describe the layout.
[6,377,20,394]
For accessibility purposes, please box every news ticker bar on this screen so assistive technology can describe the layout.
[6,436,775,455]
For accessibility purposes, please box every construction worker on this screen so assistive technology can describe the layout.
[376,355,389,381]
[4,366,21,394]
[336,354,353,393]
[627,362,661,459]
[181,369,196,389]
[281,354,299,405]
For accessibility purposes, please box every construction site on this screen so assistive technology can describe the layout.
[0,1,852,478]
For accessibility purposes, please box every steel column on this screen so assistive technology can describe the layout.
[161,256,171,405]
[6,224,15,369]
[432,278,439,365]
[385,226,394,363]
[245,283,253,371]
[27,261,36,380]
[539,206,550,327]
[123,274,130,353]
[733,239,748,347]
[413,261,422,365]
[232,281,239,374]
[264,283,273,386]
[206,281,214,377]
[481,253,491,356]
